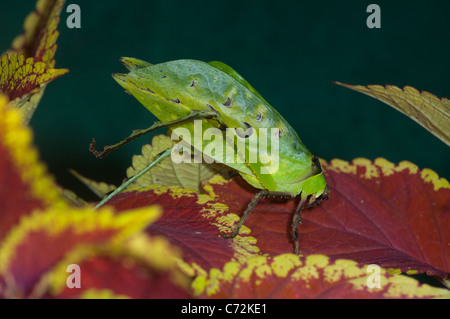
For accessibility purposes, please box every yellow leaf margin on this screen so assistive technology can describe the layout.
[193,254,450,299]
[324,157,449,191]
[0,95,65,208]
[0,205,162,297]
[335,83,450,146]
[122,184,260,277]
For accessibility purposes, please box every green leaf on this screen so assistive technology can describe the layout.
[69,169,117,199]
[126,135,220,193]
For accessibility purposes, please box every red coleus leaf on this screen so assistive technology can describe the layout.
[6,0,65,65]
[0,53,67,101]
[203,158,450,279]
[0,205,162,298]
[107,185,259,276]
[193,254,450,299]
[53,255,189,299]
[46,235,191,299]
[1,0,68,123]
[0,95,65,240]
[0,97,186,299]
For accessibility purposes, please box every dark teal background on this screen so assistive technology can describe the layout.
[1,0,449,198]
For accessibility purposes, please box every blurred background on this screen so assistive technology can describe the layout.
[1,0,449,199]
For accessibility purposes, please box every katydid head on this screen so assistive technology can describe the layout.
[293,156,329,205]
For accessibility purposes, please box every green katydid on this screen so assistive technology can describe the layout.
[91,58,329,254]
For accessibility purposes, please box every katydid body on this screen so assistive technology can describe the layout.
[93,58,330,254]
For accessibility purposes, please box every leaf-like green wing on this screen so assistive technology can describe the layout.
[207,61,270,105]
[113,59,257,180]
[114,59,325,195]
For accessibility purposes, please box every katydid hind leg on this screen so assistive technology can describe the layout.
[222,190,293,239]
[292,196,307,255]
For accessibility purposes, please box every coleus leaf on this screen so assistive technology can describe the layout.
[70,169,117,199]
[0,205,162,298]
[43,234,191,299]
[0,96,189,299]
[1,0,68,123]
[106,184,260,277]
[126,135,220,193]
[335,83,450,146]
[203,158,450,279]
[193,254,450,299]
[0,95,66,239]
[6,0,64,65]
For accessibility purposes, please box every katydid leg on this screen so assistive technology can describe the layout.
[95,148,172,209]
[292,196,307,255]
[90,110,217,159]
[222,190,294,239]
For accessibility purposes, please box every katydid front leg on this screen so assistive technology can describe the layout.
[91,109,219,207]
[90,110,217,159]
[223,190,309,253]
[292,196,307,255]
[222,190,272,239]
